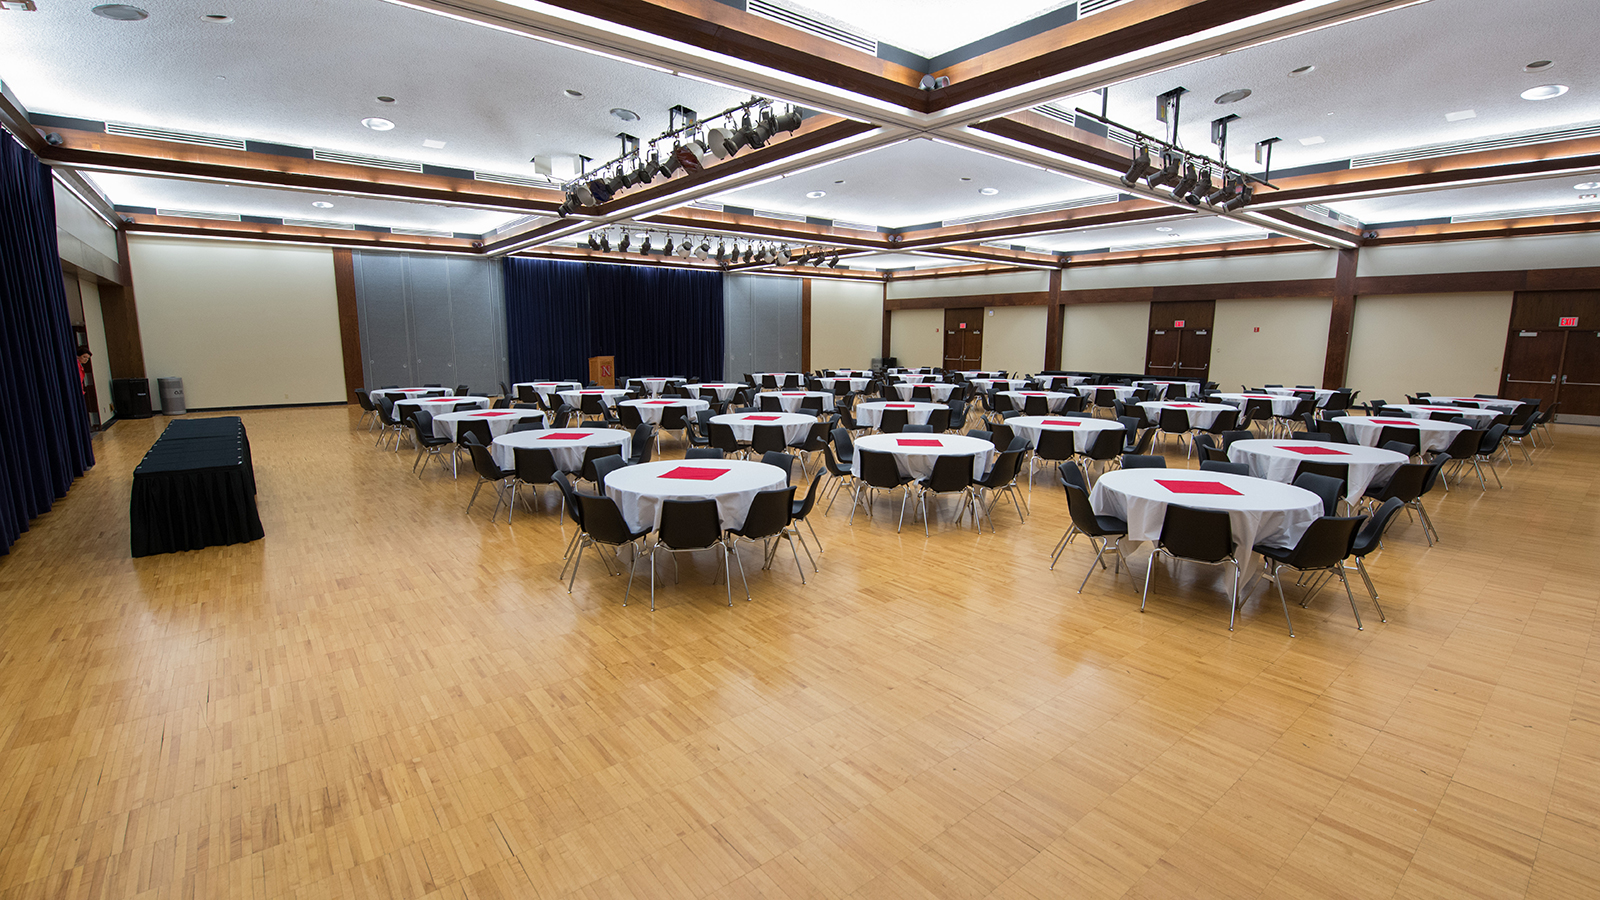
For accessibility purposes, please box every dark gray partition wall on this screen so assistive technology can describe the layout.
[352,251,508,392]
[723,274,801,380]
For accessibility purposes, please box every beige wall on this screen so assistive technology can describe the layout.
[1346,293,1514,402]
[889,308,944,367]
[982,306,1047,374]
[78,276,115,424]
[1358,233,1600,277]
[1209,297,1332,391]
[887,270,1048,299]
[809,279,882,369]
[1061,302,1150,371]
[128,236,346,410]
[1062,250,1336,291]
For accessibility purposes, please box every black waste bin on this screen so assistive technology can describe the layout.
[112,378,153,419]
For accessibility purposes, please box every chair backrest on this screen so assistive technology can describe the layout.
[857,449,906,489]
[1477,423,1508,455]
[761,450,796,483]
[1158,504,1235,563]
[1059,461,1086,490]
[590,454,629,490]
[793,474,824,519]
[878,408,909,434]
[1352,497,1405,555]
[1193,433,1217,454]
[1095,387,1118,407]
[552,473,582,526]
[454,418,492,449]
[657,499,722,550]
[759,394,783,412]
[1440,428,1483,460]
[1376,463,1427,503]
[1157,408,1190,433]
[760,375,778,389]
[709,422,743,454]
[1420,452,1450,493]
[1034,428,1075,462]
[926,408,951,432]
[981,449,1024,488]
[455,384,470,396]
[631,423,655,463]
[1200,460,1249,475]
[616,403,643,428]
[902,424,935,434]
[1243,398,1272,422]
[579,443,622,483]
[354,389,376,412]
[1121,454,1166,469]
[735,487,793,540]
[911,385,933,402]
[799,395,825,416]
[1293,469,1345,515]
[1083,427,1123,462]
[465,441,507,481]
[751,424,789,454]
[1374,425,1422,457]
[575,492,639,543]
[1292,431,1333,442]
[411,409,435,437]
[1205,409,1239,433]
[579,394,607,416]
[1059,394,1085,414]
[923,453,974,492]
[1279,515,1365,570]
[513,446,560,485]
[1023,395,1050,417]
[1315,419,1347,442]
[685,447,725,460]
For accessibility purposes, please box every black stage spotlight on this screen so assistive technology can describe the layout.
[556,197,576,217]
[618,231,631,252]
[587,234,601,251]
[571,182,595,207]
[1220,182,1254,212]
[1145,150,1181,190]
[739,112,764,150]
[715,241,727,263]
[777,244,791,264]
[1120,143,1151,186]
[743,244,754,263]
[1185,167,1212,205]
[679,237,693,257]
[639,233,652,255]
[607,170,629,195]
[696,240,711,260]
[828,252,841,268]
[1206,173,1236,206]
[774,106,803,134]
[1172,160,1198,198]
[599,232,611,253]
[586,178,614,204]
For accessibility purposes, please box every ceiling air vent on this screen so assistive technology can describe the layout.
[1032,104,1077,127]
[747,0,878,55]
[942,194,1120,228]
[1451,201,1600,224]
[154,208,241,221]
[312,149,424,173]
[389,226,455,238]
[475,171,560,188]
[687,201,725,212]
[1078,0,1134,16]
[830,220,879,232]
[1352,120,1600,168]
[106,123,246,151]
[282,218,356,230]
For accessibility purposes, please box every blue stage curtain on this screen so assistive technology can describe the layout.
[505,259,724,383]
[0,131,95,554]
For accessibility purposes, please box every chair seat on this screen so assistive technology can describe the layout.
[1089,514,1128,534]
[1251,541,1296,562]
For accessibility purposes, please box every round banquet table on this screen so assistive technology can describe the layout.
[371,387,453,403]
[685,382,745,401]
[604,459,789,533]
[556,388,631,409]
[1227,439,1407,501]
[852,433,996,481]
[1007,415,1125,452]
[972,378,1030,391]
[625,376,686,396]
[890,382,957,402]
[1214,392,1305,416]
[710,412,816,445]
[431,408,543,441]
[855,401,946,429]
[815,376,871,393]
[395,396,490,420]
[1089,468,1323,581]
[1264,387,1337,406]
[1083,385,1142,402]
[514,381,580,400]
[1133,380,1198,399]
[1033,375,1089,388]
[887,367,934,376]
[1138,400,1236,429]
[1332,416,1467,453]
[1000,390,1077,413]
[753,373,806,389]
[491,428,631,473]
[958,370,1006,379]
[1419,395,1521,411]
[1384,404,1498,426]
[827,369,873,377]
[620,397,711,424]
[894,373,944,384]
[756,391,836,412]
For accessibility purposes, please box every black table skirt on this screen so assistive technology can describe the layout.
[130,417,263,557]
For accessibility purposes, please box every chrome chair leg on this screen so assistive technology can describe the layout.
[1354,557,1387,621]
[1336,562,1363,630]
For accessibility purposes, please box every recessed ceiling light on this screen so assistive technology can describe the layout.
[1155,226,1174,232]
[92,4,149,20]
[1445,109,1476,122]
[609,107,639,122]
[1288,65,1315,77]
[1574,182,1600,190]
[422,139,446,149]
[1524,60,1554,72]
[1521,84,1569,101]
[201,13,231,23]
[376,96,396,104]
[1298,136,1325,146]
[361,117,395,131]
[805,190,826,198]
[312,201,334,209]
[979,187,999,195]
[1214,89,1252,105]
[563,89,584,98]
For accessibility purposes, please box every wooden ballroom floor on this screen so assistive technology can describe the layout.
[0,406,1595,899]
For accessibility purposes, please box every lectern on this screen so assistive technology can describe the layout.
[588,355,615,388]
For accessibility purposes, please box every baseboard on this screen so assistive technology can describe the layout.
[182,401,351,413]
[1556,414,1600,427]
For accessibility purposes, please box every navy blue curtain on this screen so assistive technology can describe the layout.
[505,258,724,383]
[0,131,95,555]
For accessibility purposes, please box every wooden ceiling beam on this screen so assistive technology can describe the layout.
[122,215,479,253]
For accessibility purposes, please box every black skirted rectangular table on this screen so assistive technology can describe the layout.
[130,417,263,557]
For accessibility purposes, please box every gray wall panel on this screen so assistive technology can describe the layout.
[353,251,507,394]
[723,274,800,380]
[354,252,413,388]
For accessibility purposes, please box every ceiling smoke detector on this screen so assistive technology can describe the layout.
[1214,89,1252,105]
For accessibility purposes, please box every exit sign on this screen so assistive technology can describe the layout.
[1560,316,1579,327]
[1174,319,1186,328]
[959,322,966,329]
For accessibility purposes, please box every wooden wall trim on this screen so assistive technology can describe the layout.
[1044,269,1063,371]
[1356,267,1600,295]
[1060,279,1337,306]
[99,229,146,380]
[332,249,364,403]
[881,283,891,361]
[800,278,812,372]
[884,290,1052,311]
[1322,248,1357,389]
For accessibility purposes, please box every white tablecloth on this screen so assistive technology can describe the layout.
[1032,375,1089,388]
[1090,469,1323,579]
[1007,416,1125,452]
[710,412,816,444]
[1332,416,1468,453]
[1214,393,1304,416]
[432,409,543,441]
[557,389,631,409]
[685,383,745,401]
[395,396,490,419]
[1264,387,1337,407]
[827,369,874,377]
[1384,404,1499,426]
[1133,380,1197,399]
[756,391,836,412]
[372,387,453,403]
[621,398,711,424]
[887,368,935,376]
[853,433,995,481]
[491,428,631,473]
[855,401,945,428]
[605,460,788,533]
[1138,401,1236,429]
[1421,396,1521,411]
[1000,390,1077,413]
[891,382,957,401]
[1227,439,1407,501]
[815,376,871,392]
[958,370,1006,379]
[1084,385,1142,402]
[625,377,686,396]
[753,373,806,389]
[972,378,1030,391]
[894,374,943,384]
[514,381,579,400]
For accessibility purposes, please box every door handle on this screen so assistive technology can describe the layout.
[1563,379,1600,387]
[1505,378,1553,384]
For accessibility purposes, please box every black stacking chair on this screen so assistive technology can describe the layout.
[685,447,724,460]
[464,441,515,522]
[1291,430,1334,442]
[511,446,562,519]
[789,476,825,560]
[1143,505,1248,631]
[727,487,804,595]
[455,384,469,397]
[649,499,734,610]
[1055,478,1130,593]
[563,493,650,601]
[1293,469,1345,516]
[751,424,790,460]
[1023,395,1051,417]
[878,408,910,434]
[1346,497,1404,621]
[850,449,916,530]
[615,403,644,430]
[818,443,854,515]
[354,389,378,429]
[1255,515,1366,634]
[1079,427,1124,482]
[709,421,747,458]
[1435,428,1486,489]
[914,454,976,536]
[1121,454,1166,469]
[1362,461,1438,546]
[590,454,629,491]
[1199,461,1249,475]
[1156,407,1192,454]
[626,423,655,465]
[1375,425,1422,458]
[972,449,1027,531]
[1029,428,1076,490]
[409,411,452,477]
[578,443,623,486]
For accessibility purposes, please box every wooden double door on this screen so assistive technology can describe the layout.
[1146,300,1213,382]
[942,308,984,371]
[1501,291,1600,416]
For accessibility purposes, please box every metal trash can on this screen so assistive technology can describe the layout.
[157,377,186,415]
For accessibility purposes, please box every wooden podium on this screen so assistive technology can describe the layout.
[588,355,615,388]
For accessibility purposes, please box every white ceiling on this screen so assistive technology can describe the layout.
[846,252,962,270]
[82,173,524,233]
[1010,214,1269,254]
[712,137,1114,228]
[1324,169,1600,224]
[765,0,1075,58]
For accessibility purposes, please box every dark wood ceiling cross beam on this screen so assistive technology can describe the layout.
[1260,143,1600,207]
[122,217,479,253]
[1364,213,1600,246]
[639,211,888,251]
